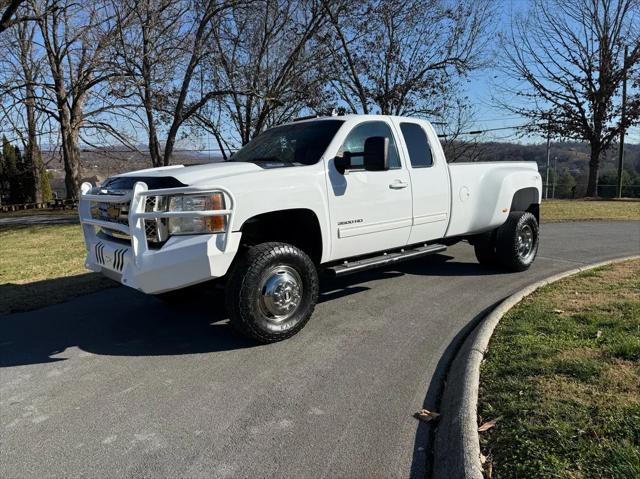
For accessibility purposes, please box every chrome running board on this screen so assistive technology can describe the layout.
[326,243,447,277]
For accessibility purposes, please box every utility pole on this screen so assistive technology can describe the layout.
[545,119,551,200]
[552,156,557,199]
[617,45,628,199]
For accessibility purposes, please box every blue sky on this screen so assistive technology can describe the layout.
[459,0,639,145]
[35,0,638,151]
[465,76,640,146]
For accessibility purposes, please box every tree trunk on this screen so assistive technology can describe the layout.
[147,115,162,167]
[586,142,601,197]
[46,49,81,199]
[25,83,43,203]
[142,48,163,167]
[163,121,179,166]
[212,129,228,161]
[60,122,82,200]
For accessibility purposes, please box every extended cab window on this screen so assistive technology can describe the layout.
[400,122,433,168]
[338,121,401,169]
[229,119,344,167]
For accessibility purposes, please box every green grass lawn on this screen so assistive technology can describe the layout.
[541,199,640,223]
[0,224,114,314]
[0,199,636,315]
[479,260,640,478]
[1,200,636,224]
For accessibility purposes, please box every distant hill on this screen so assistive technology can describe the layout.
[447,141,640,173]
[42,148,224,198]
[43,141,640,198]
[445,141,640,197]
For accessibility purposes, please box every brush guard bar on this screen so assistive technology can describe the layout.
[79,181,236,265]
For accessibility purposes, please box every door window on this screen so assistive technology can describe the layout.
[400,122,433,168]
[338,121,401,169]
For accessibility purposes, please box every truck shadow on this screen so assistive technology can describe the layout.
[0,285,256,367]
[321,252,505,287]
[1,253,505,367]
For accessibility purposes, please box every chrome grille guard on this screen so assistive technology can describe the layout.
[79,181,236,265]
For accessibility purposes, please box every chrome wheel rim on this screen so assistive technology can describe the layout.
[517,224,535,262]
[258,265,303,323]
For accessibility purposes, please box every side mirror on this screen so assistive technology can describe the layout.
[334,153,351,175]
[363,136,389,171]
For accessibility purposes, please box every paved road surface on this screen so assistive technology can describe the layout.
[0,214,78,225]
[1,221,638,478]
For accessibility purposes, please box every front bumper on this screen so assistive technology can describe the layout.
[83,231,242,294]
[79,181,240,294]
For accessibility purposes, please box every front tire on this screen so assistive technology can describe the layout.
[225,242,319,343]
[495,211,539,272]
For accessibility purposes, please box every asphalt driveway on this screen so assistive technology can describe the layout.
[1,221,638,478]
[0,214,78,226]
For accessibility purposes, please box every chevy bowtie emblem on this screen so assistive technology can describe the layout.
[106,206,121,220]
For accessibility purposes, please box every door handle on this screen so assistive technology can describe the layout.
[389,180,409,189]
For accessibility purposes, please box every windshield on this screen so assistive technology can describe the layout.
[228,120,344,167]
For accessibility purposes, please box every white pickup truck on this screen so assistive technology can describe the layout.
[79,114,542,342]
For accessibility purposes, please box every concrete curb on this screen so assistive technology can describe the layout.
[432,255,640,479]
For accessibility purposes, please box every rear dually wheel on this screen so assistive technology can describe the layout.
[495,211,539,272]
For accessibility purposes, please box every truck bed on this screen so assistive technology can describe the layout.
[445,162,540,237]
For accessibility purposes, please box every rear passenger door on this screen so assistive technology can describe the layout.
[395,121,451,244]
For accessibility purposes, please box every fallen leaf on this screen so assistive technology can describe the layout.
[478,416,503,432]
[553,309,564,314]
[596,330,603,339]
[413,409,441,422]
[486,460,493,479]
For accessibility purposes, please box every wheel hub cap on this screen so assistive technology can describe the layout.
[259,265,302,322]
[517,224,535,261]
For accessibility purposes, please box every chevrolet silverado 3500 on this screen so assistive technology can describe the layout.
[80,115,542,342]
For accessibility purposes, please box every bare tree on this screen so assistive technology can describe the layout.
[111,0,189,167]
[1,1,59,35]
[112,0,246,167]
[12,20,42,201]
[501,0,640,197]
[30,0,136,199]
[4,2,135,200]
[202,0,333,150]
[322,0,494,116]
[0,7,50,202]
[437,98,485,163]
[0,0,26,32]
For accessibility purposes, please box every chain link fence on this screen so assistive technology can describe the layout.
[541,182,640,199]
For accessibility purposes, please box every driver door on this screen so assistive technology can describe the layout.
[326,120,413,260]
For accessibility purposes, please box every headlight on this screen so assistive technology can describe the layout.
[166,193,227,235]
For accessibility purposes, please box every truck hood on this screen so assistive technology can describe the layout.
[116,161,263,186]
